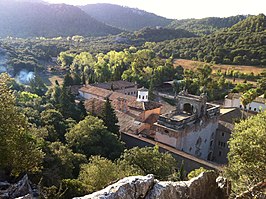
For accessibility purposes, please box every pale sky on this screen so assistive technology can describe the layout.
[45,0,266,19]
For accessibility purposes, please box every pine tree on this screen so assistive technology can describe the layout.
[77,100,87,120]
[63,73,74,87]
[73,72,82,85]
[148,78,155,100]
[100,98,120,136]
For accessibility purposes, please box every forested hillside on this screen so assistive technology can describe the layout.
[153,14,266,66]
[229,13,266,32]
[80,3,172,31]
[131,27,196,42]
[0,1,122,38]
[168,15,247,35]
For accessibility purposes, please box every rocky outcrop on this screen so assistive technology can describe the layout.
[75,171,230,199]
[0,175,37,199]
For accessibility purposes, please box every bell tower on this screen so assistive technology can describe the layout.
[137,87,149,102]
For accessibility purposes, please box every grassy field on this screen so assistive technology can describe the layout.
[174,59,265,75]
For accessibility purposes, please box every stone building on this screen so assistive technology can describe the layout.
[224,93,266,112]
[92,80,138,96]
[153,90,220,161]
[78,85,162,135]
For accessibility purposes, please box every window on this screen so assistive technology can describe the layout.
[222,132,224,137]
[249,107,251,110]
[254,108,257,111]
[146,95,148,99]
[164,130,169,134]
[189,147,192,152]
[240,105,242,108]
[142,96,144,99]
[139,95,141,99]
[219,151,222,156]
[210,140,213,147]
[218,141,220,146]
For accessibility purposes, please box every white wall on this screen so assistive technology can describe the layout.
[224,98,266,112]
[248,101,266,112]
[137,91,149,102]
[79,91,95,100]
[224,98,241,108]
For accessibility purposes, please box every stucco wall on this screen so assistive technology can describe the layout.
[143,108,161,121]
[117,86,137,97]
[224,98,241,108]
[248,101,266,112]
[224,98,265,112]
[213,130,230,164]
[155,118,219,160]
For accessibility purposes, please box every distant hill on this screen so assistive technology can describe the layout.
[151,14,266,66]
[132,27,196,42]
[80,3,172,31]
[168,15,247,35]
[0,1,122,38]
[229,14,266,32]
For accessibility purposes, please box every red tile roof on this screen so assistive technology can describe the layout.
[79,85,162,111]
[92,80,136,90]
[79,85,113,99]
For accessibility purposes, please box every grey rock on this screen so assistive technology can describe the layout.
[74,174,154,199]
[76,172,229,199]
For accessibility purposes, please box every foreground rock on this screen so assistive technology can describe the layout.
[75,171,230,199]
[0,175,37,199]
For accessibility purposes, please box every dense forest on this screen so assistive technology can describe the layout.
[168,15,247,35]
[152,14,266,66]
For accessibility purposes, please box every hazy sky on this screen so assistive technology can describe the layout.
[45,0,266,19]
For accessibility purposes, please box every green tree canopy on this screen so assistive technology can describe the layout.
[226,111,266,195]
[65,115,124,160]
[78,156,122,193]
[119,146,178,180]
[0,73,44,176]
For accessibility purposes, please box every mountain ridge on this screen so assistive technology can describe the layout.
[80,3,173,31]
[0,1,122,38]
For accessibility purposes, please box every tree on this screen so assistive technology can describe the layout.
[119,146,178,180]
[188,167,209,180]
[58,52,75,67]
[42,142,87,186]
[63,73,74,87]
[100,98,119,136]
[226,111,266,195]
[73,72,82,85]
[40,109,67,142]
[29,73,47,96]
[65,115,124,160]
[0,73,44,176]
[78,156,121,192]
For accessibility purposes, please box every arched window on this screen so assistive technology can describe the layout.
[183,103,193,114]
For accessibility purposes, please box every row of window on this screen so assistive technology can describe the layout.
[240,105,258,111]
[218,141,226,148]
[125,91,136,95]
[138,95,148,100]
